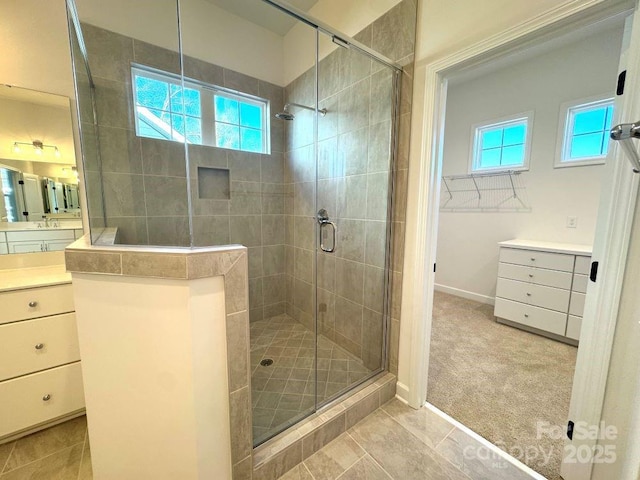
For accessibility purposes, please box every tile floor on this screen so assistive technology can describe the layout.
[250,315,373,445]
[0,416,91,480]
[279,398,538,480]
[0,397,540,479]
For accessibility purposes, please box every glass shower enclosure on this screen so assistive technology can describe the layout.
[67,0,401,446]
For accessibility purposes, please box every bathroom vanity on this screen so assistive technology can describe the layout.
[0,254,85,442]
[494,239,592,345]
[0,221,84,254]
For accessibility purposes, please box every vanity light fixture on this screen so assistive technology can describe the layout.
[13,140,61,157]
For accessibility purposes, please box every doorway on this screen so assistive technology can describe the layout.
[398,0,635,479]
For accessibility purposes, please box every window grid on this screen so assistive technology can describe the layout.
[132,66,269,154]
[472,117,530,172]
[564,102,614,162]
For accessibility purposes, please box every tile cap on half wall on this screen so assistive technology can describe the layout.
[64,234,246,279]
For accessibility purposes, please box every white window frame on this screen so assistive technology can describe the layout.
[212,90,270,154]
[131,65,270,154]
[469,111,534,174]
[555,95,613,168]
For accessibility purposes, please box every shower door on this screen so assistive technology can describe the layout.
[313,33,398,406]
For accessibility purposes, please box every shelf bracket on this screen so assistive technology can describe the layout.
[471,175,481,199]
[442,177,453,200]
[508,171,518,199]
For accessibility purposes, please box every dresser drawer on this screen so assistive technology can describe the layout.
[566,315,582,341]
[499,247,574,272]
[0,313,80,381]
[498,263,572,289]
[572,274,589,294]
[569,292,586,317]
[494,298,568,336]
[496,278,571,312]
[0,362,85,438]
[575,256,591,275]
[0,284,74,325]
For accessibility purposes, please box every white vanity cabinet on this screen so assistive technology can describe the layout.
[494,239,592,344]
[6,229,77,254]
[0,280,85,441]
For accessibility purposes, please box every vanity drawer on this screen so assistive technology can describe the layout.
[575,256,592,275]
[566,315,582,341]
[496,278,571,312]
[499,247,574,272]
[0,284,74,325]
[0,362,85,438]
[5,230,75,242]
[494,297,568,336]
[569,292,586,317]
[0,313,80,381]
[498,263,572,289]
[572,274,589,294]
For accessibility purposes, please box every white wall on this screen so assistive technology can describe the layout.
[435,25,623,302]
[282,0,402,84]
[72,273,231,480]
[75,0,285,85]
[0,0,74,98]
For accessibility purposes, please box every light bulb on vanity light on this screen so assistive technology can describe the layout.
[54,147,61,158]
[12,142,20,153]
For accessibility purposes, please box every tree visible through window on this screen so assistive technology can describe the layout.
[471,115,532,172]
[214,94,265,153]
[132,66,268,154]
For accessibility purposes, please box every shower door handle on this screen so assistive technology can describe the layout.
[317,208,337,253]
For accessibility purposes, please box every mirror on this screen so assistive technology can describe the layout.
[0,84,83,254]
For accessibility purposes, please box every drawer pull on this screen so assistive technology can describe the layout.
[530,257,536,261]
[42,394,51,401]
[28,301,38,308]
[526,293,532,296]
[528,274,534,278]
[524,314,529,318]
[35,343,45,350]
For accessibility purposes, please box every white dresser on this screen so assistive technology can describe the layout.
[0,265,85,442]
[494,239,592,345]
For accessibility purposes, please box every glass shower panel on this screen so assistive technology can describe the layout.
[315,32,397,405]
[178,0,320,446]
[73,0,189,247]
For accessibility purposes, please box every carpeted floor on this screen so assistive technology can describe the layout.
[427,291,578,480]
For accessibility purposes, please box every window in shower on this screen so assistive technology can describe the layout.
[132,65,269,153]
[213,92,267,153]
[132,66,203,143]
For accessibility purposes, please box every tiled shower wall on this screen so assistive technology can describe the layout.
[283,0,416,373]
[79,23,287,319]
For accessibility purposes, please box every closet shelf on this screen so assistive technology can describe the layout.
[440,170,530,212]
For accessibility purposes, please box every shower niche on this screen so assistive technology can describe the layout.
[69,0,408,447]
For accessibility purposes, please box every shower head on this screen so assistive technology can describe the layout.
[275,102,327,121]
[275,110,295,121]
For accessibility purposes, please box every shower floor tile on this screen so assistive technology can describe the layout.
[250,314,373,445]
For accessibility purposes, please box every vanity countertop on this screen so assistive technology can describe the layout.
[0,264,71,292]
[499,239,592,256]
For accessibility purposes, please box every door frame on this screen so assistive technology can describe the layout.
[398,0,640,478]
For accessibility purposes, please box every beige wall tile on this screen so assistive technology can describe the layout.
[230,386,252,465]
[121,253,186,278]
[65,251,121,275]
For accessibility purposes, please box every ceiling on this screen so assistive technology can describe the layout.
[206,0,318,36]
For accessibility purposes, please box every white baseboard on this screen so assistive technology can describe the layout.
[395,381,411,405]
[434,283,495,306]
